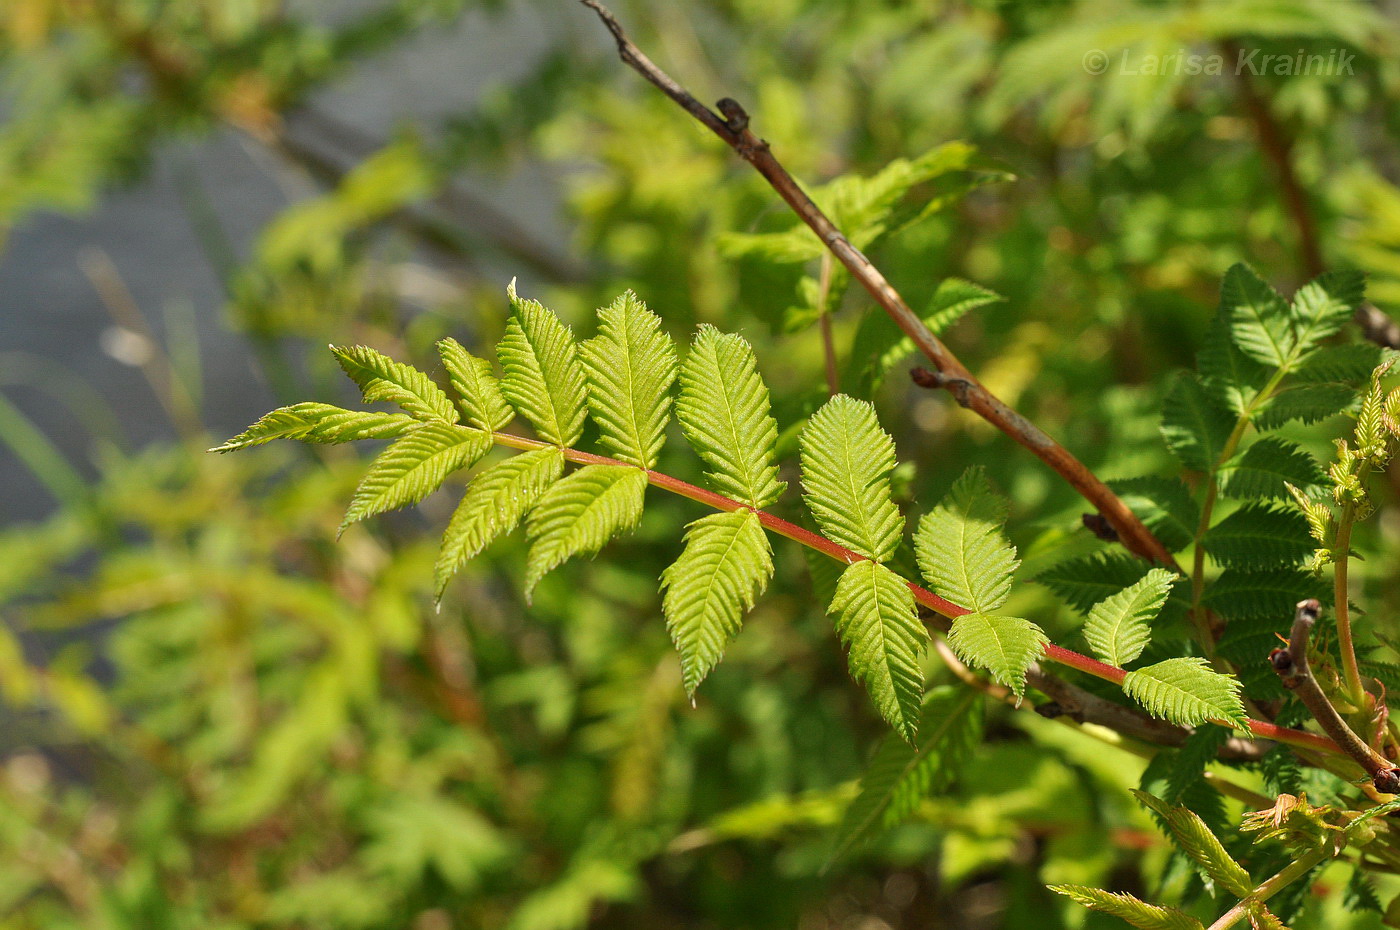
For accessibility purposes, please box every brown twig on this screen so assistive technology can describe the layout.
[577,0,1178,568]
[931,638,1265,761]
[1227,41,1400,349]
[1271,599,1400,792]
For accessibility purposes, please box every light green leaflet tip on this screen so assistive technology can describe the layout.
[1082,568,1176,668]
[338,422,492,538]
[437,337,514,433]
[434,446,565,599]
[523,463,647,600]
[580,291,678,470]
[497,284,589,447]
[661,509,773,696]
[800,395,904,562]
[1122,658,1246,728]
[915,467,1017,615]
[1132,789,1254,898]
[331,344,458,424]
[675,325,785,510]
[210,402,419,452]
[829,560,927,742]
[946,613,1046,698]
[1050,885,1204,930]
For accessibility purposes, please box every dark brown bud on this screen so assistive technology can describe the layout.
[716,98,749,132]
[1082,513,1118,542]
[1269,648,1293,672]
[910,367,940,389]
[1373,768,1400,794]
[1296,599,1321,623]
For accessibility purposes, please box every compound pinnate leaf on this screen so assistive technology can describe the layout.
[210,403,418,452]
[1109,476,1199,553]
[829,559,928,741]
[1122,658,1247,728]
[340,423,492,535]
[946,613,1046,698]
[801,395,904,562]
[915,467,1017,614]
[1219,437,1325,501]
[524,463,646,598]
[1200,503,1312,570]
[845,278,1002,393]
[1293,343,1386,384]
[1198,314,1269,416]
[579,291,678,469]
[675,325,785,509]
[332,345,458,423]
[1290,269,1366,354]
[830,685,982,861]
[1161,371,1234,472]
[1252,382,1357,430]
[438,337,514,432]
[661,510,773,696]
[1221,263,1294,368]
[1083,568,1176,667]
[1133,789,1254,897]
[1050,885,1203,930]
[435,446,565,598]
[497,283,589,447]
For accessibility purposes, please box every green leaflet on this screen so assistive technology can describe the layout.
[1293,343,1385,383]
[1252,382,1357,430]
[718,142,1009,265]
[1198,313,1268,416]
[946,613,1046,698]
[524,463,647,598]
[1203,568,1328,624]
[210,403,419,451]
[829,685,982,861]
[1221,263,1294,368]
[1163,725,1231,810]
[1122,658,1247,728]
[339,423,492,536]
[1082,568,1176,667]
[438,337,514,432]
[1133,789,1254,898]
[1160,371,1233,472]
[844,278,1002,393]
[801,395,904,562]
[675,325,785,509]
[829,559,928,741]
[1245,903,1287,930]
[1049,885,1203,930]
[915,467,1016,614]
[1219,436,1325,501]
[497,283,589,447]
[1200,503,1312,569]
[1038,552,1152,613]
[332,345,458,423]
[1108,476,1199,553]
[579,291,678,469]
[1290,269,1365,353]
[435,447,565,598]
[660,510,773,696]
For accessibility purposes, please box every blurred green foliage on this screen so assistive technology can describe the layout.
[5,0,1400,927]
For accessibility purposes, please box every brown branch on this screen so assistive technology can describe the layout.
[1271,599,1400,792]
[1227,41,1400,349]
[927,612,1267,761]
[577,0,1178,568]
